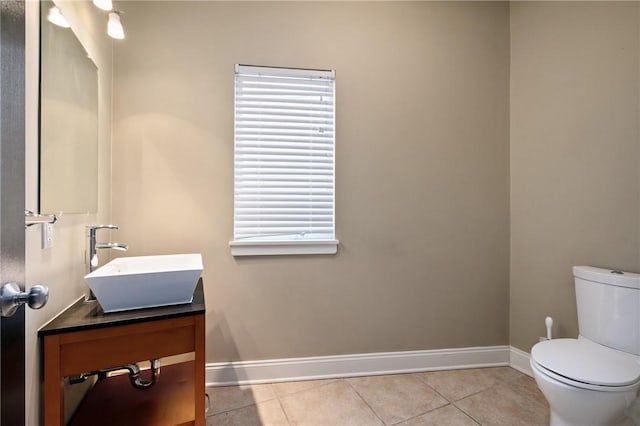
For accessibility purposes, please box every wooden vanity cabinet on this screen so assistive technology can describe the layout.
[39,280,206,426]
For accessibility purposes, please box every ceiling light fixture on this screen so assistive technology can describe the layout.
[47,6,70,28]
[92,0,113,11]
[107,11,125,40]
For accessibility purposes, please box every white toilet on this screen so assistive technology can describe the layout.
[530,266,640,426]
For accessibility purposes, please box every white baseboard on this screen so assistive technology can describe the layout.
[509,346,533,377]
[206,345,510,386]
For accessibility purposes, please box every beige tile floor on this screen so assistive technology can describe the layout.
[205,367,550,426]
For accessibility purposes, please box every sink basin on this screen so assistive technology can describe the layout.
[84,253,203,313]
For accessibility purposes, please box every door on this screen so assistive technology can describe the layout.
[0,1,26,424]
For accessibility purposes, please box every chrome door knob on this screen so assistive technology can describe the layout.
[0,282,49,317]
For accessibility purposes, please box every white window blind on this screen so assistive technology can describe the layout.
[231,65,337,256]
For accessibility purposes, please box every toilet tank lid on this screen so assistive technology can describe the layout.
[573,266,640,290]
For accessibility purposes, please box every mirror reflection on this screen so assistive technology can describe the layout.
[40,0,98,214]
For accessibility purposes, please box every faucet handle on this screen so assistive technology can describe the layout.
[87,225,119,236]
[87,224,119,231]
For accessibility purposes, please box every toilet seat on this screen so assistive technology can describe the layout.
[531,338,640,391]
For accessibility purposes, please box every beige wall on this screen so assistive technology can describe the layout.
[509,2,640,352]
[25,0,112,423]
[112,1,510,362]
[23,2,640,420]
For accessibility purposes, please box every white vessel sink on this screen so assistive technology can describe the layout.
[84,253,203,313]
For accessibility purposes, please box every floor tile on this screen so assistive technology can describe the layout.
[481,366,525,383]
[420,367,522,402]
[271,379,336,398]
[204,368,549,426]
[348,373,448,425]
[505,375,548,409]
[207,399,290,426]
[207,383,276,415]
[454,380,549,425]
[279,380,384,426]
[396,404,479,426]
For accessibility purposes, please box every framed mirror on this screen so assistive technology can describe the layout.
[39,0,98,214]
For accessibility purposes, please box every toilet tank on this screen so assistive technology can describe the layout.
[574,266,640,356]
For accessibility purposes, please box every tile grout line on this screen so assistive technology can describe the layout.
[451,386,495,403]
[451,380,516,426]
[204,384,280,417]
[275,396,293,426]
[343,378,389,425]
[387,402,454,426]
[418,368,526,404]
[416,368,523,425]
[347,373,452,426]
[413,371,458,404]
[403,373,460,422]
[451,400,483,426]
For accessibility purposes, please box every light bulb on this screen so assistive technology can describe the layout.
[107,11,125,40]
[92,0,113,11]
[47,6,70,28]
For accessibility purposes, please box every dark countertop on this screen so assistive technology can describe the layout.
[38,279,205,337]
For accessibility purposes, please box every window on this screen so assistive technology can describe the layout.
[230,65,338,256]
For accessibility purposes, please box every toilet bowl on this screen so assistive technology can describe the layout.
[530,337,640,426]
[530,266,640,426]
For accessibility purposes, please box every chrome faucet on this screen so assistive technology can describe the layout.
[86,225,128,274]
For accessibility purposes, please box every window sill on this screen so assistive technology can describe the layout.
[229,239,339,256]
